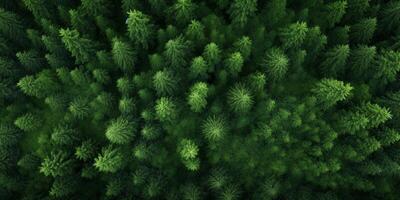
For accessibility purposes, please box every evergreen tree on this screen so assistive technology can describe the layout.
[262,48,289,81]
[105,117,136,144]
[229,0,257,28]
[126,10,153,48]
[227,84,253,113]
[312,79,353,108]
[188,82,209,112]
[94,146,124,173]
[112,38,136,71]
[59,28,97,64]
[40,151,73,177]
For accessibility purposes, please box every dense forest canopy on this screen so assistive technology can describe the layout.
[1,0,400,199]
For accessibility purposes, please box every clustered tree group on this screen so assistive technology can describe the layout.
[1,0,400,199]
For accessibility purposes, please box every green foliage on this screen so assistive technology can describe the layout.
[3,1,400,199]
[59,28,97,64]
[312,79,353,108]
[188,82,209,112]
[229,0,257,28]
[321,45,350,77]
[94,146,124,173]
[127,10,153,48]
[105,117,136,144]
[112,38,136,71]
[178,139,200,171]
[153,70,177,95]
[40,151,73,177]
[280,22,308,49]
[155,97,177,122]
[227,84,253,113]
[14,113,41,131]
[262,48,289,80]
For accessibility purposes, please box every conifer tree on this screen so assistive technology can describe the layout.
[202,115,227,142]
[164,36,190,68]
[126,10,153,48]
[312,79,353,108]
[112,38,136,71]
[280,22,308,49]
[94,146,124,173]
[227,84,253,113]
[155,97,178,122]
[171,0,196,25]
[105,117,136,144]
[229,0,257,28]
[188,82,209,112]
[153,70,178,95]
[14,113,41,131]
[262,48,289,81]
[59,28,97,64]
[321,45,350,77]
[350,18,377,44]
[40,151,73,177]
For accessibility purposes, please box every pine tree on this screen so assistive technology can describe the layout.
[324,1,347,28]
[202,115,227,142]
[59,28,97,64]
[40,151,73,177]
[189,56,208,79]
[155,97,178,122]
[164,36,190,68]
[262,48,289,81]
[178,139,200,171]
[373,50,400,84]
[312,79,353,108]
[280,22,308,49]
[321,45,350,77]
[14,113,42,131]
[105,117,136,144]
[350,18,377,44]
[229,0,257,28]
[203,43,221,67]
[233,36,252,61]
[227,84,253,113]
[49,177,78,197]
[94,146,124,173]
[225,52,244,75]
[171,0,196,25]
[188,82,209,112]
[153,70,178,95]
[126,10,153,48]
[112,38,136,71]
[75,140,97,161]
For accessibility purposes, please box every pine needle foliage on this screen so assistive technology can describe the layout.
[2,0,400,199]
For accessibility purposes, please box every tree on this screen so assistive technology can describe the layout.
[112,38,136,71]
[188,82,208,112]
[321,45,350,77]
[155,97,178,122]
[262,48,289,81]
[225,52,244,75]
[75,140,97,161]
[229,0,257,28]
[280,22,308,49]
[350,18,377,44]
[164,36,190,68]
[14,113,42,131]
[49,177,78,197]
[105,117,136,144]
[233,36,252,60]
[94,146,124,173]
[170,0,196,25]
[324,1,347,28]
[59,28,97,64]
[312,79,353,108]
[203,43,221,67]
[127,10,153,48]
[189,56,208,79]
[373,50,400,84]
[178,139,200,171]
[40,151,73,177]
[227,84,253,113]
[0,8,25,43]
[153,70,178,95]
[202,115,227,142]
